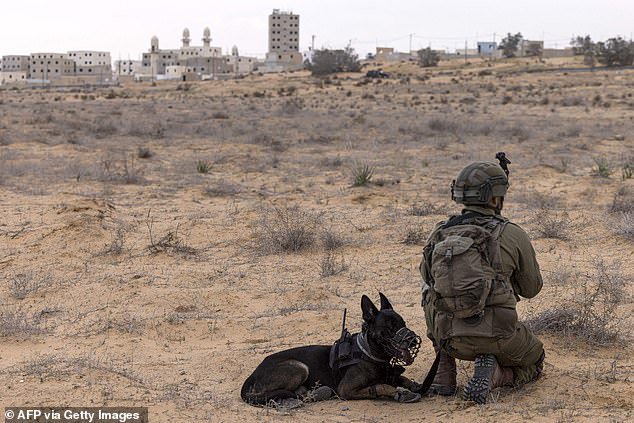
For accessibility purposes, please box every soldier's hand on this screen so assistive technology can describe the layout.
[394,387,421,403]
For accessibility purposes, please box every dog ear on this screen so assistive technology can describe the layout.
[379,292,393,310]
[361,295,378,322]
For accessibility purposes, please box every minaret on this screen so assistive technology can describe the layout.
[202,27,211,48]
[151,36,159,52]
[231,45,239,56]
[182,28,191,48]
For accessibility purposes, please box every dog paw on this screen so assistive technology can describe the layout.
[394,387,422,403]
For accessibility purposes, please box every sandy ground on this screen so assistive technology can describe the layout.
[0,56,632,422]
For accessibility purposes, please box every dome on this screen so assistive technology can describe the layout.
[203,27,211,38]
[182,28,190,38]
[151,35,158,43]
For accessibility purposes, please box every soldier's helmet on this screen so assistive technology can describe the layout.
[451,162,509,205]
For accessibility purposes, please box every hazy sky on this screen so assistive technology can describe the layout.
[0,1,632,59]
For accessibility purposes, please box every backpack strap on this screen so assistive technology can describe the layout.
[442,212,481,229]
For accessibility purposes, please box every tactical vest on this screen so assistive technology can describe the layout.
[423,212,518,340]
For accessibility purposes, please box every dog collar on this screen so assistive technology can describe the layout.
[356,333,387,363]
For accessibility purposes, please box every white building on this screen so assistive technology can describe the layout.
[1,55,30,85]
[477,42,500,58]
[114,59,143,77]
[141,28,228,79]
[224,46,257,75]
[68,51,112,81]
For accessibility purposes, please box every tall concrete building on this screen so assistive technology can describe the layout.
[0,55,30,84]
[29,53,75,80]
[269,9,299,53]
[262,9,303,72]
[68,51,112,82]
[2,55,30,72]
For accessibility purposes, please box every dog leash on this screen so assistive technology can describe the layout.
[416,349,441,395]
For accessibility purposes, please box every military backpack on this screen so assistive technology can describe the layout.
[423,212,518,339]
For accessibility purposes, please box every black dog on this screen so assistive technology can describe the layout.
[241,293,424,406]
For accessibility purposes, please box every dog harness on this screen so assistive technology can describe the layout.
[329,331,398,388]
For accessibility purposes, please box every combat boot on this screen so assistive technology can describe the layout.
[428,349,457,396]
[463,354,514,404]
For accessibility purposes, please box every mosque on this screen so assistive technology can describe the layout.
[139,28,256,80]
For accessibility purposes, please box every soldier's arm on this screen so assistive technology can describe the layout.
[502,223,543,299]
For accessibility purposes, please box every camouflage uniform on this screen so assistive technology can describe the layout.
[421,205,544,385]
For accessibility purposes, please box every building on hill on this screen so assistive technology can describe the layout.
[375,47,415,62]
[29,53,75,80]
[1,51,114,86]
[1,55,30,85]
[224,46,257,75]
[68,51,112,83]
[114,60,143,79]
[477,42,500,58]
[2,55,30,72]
[260,9,303,72]
[519,40,544,57]
[140,28,232,80]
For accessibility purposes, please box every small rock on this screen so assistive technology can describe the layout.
[614,134,625,141]
[341,406,349,411]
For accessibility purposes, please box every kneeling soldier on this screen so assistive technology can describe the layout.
[420,159,545,404]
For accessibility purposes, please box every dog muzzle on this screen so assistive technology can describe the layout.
[382,327,421,366]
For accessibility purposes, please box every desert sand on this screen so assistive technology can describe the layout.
[0,56,632,422]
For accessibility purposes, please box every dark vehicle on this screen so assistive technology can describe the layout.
[366,69,390,79]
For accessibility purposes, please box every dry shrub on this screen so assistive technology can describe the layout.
[137,147,153,159]
[409,203,443,217]
[428,118,457,133]
[99,154,144,184]
[559,96,585,107]
[204,180,242,197]
[0,305,42,337]
[321,228,346,251]
[146,212,196,256]
[403,226,426,245]
[320,156,343,168]
[531,208,574,240]
[513,189,562,209]
[8,272,48,300]
[526,259,628,345]
[280,97,305,115]
[257,205,320,253]
[103,226,126,255]
[320,252,348,277]
[610,186,633,213]
[612,213,634,240]
[211,111,229,119]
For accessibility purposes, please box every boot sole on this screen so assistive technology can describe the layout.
[463,354,497,404]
